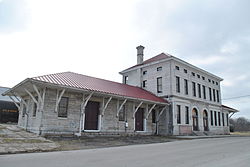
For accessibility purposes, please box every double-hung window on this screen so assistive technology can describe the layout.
[176,76,180,93]
[184,79,188,95]
[192,82,196,97]
[157,77,163,93]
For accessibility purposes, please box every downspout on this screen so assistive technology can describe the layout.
[125,104,128,133]
[139,68,142,88]
[155,121,158,135]
[169,61,174,135]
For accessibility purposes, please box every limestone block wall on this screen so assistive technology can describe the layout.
[101,101,155,134]
[17,88,158,135]
[141,61,171,96]
[158,105,172,135]
[170,98,230,135]
[171,60,222,106]
[41,89,82,134]
[18,97,43,133]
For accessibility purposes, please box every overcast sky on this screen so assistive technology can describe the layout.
[0,0,249,119]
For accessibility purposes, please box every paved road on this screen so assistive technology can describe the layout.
[1,137,250,167]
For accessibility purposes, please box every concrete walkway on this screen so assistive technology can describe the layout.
[0,124,58,154]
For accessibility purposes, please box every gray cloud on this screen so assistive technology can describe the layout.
[134,0,250,118]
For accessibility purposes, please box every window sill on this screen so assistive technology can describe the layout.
[135,131,146,132]
[83,130,100,132]
[58,117,68,120]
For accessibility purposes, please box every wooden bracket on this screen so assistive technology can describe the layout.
[101,96,112,116]
[8,96,20,110]
[146,104,156,119]
[25,88,38,104]
[40,88,46,112]
[79,92,94,133]
[229,112,235,118]
[157,106,168,122]
[33,84,42,101]
[116,99,127,117]
[33,85,46,112]
[82,92,93,111]
[133,101,143,118]
[12,93,21,103]
[55,89,65,112]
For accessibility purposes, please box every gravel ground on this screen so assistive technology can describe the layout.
[1,123,186,154]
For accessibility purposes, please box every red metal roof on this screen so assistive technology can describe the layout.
[32,72,167,103]
[123,53,171,71]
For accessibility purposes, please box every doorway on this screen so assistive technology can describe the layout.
[84,101,99,130]
[135,108,144,131]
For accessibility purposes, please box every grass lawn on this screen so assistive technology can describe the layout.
[231,131,250,136]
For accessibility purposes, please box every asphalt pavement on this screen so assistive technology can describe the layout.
[1,136,250,167]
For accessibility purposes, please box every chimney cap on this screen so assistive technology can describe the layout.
[136,45,145,49]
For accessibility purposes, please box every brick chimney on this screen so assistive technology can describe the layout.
[136,45,144,64]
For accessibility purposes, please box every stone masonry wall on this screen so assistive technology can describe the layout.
[18,88,158,135]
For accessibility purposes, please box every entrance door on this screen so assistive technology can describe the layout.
[84,101,99,130]
[203,110,209,131]
[135,108,144,131]
[192,108,199,131]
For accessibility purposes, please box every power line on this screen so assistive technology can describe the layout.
[222,95,250,101]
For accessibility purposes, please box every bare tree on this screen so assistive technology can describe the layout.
[230,117,250,132]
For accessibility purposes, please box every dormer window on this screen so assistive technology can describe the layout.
[157,67,162,71]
